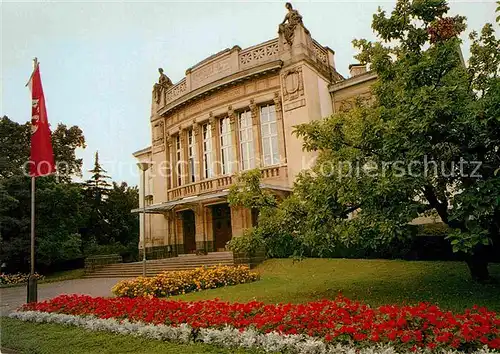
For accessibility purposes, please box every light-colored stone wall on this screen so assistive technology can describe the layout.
[133,13,378,255]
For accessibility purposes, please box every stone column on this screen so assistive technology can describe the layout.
[179,128,187,187]
[175,212,183,254]
[274,92,287,164]
[194,203,205,251]
[192,122,202,183]
[167,135,175,192]
[181,128,190,185]
[205,206,214,252]
[228,106,240,174]
[249,99,262,168]
[209,113,220,177]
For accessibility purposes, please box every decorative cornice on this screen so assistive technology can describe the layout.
[156,60,283,119]
[132,146,152,158]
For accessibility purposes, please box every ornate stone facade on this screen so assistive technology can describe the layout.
[134,3,376,258]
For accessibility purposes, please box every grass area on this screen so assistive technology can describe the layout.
[0,269,85,289]
[0,317,258,354]
[2,259,499,353]
[174,259,500,312]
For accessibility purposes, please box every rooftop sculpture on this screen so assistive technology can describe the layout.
[153,68,173,104]
[279,2,304,45]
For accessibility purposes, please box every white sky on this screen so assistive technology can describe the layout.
[1,0,497,185]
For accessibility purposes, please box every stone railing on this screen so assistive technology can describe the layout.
[312,41,329,66]
[239,39,279,71]
[84,254,122,274]
[167,175,235,200]
[261,165,282,179]
[166,165,286,201]
[163,78,187,106]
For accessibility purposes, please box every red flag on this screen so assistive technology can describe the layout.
[28,62,56,177]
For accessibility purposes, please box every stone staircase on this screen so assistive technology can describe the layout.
[84,252,234,278]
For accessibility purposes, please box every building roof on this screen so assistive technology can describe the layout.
[132,146,152,158]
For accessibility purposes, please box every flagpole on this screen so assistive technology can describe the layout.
[31,176,35,276]
[27,58,39,303]
[27,175,37,302]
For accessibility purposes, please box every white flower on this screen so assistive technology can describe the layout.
[8,311,498,354]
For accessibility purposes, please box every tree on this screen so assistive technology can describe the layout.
[294,0,500,281]
[82,151,112,244]
[104,182,139,247]
[0,176,84,272]
[0,117,86,272]
[0,116,86,180]
[228,169,277,210]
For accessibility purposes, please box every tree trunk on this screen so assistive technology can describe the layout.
[465,244,492,283]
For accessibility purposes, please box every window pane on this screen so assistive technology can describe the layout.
[270,122,277,134]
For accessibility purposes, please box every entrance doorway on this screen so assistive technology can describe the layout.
[181,210,196,254]
[212,204,232,251]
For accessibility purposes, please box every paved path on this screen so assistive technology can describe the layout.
[0,278,125,316]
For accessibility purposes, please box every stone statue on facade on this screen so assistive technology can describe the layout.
[279,2,304,45]
[153,68,173,104]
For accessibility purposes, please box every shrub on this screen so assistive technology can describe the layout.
[417,222,450,236]
[0,272,44,285]
[112,265,259,298]
[226,229,265,256]
[83,241,127,256]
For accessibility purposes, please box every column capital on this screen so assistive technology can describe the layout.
[228,105,236,125]
[209,112,217,134]
[179,127,186,144]
[273,92,282,114]
[249,99,259,125]
[192,121,200,136]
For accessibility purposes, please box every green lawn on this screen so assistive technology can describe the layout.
[0,317,258,354]
[175,259,500,312]
[2,259,499,354]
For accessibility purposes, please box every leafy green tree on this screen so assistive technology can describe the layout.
[228,169,277,210]
[0,116,86,180]
[294,0,500,281]
[104,182,139,248]
[0,176,84,272]
[0,116,30,179]
[0,117,86,272]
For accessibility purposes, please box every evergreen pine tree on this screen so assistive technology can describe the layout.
[82,151,112,245]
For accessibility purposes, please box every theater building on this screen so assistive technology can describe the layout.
[133,4,376,258]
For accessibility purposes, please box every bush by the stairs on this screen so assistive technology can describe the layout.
[111,265,259,298]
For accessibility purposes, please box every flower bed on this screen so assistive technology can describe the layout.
[0,272,44,285]
[112,265,259,298]
[17,294,500,353]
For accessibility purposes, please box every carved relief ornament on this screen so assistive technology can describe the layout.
[152,120,164,145]
[282,66,304,102]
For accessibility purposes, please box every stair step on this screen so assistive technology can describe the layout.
[84,253,237,278]
[103,262,233,269]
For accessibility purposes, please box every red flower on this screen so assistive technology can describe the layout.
[18,294,500,352]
